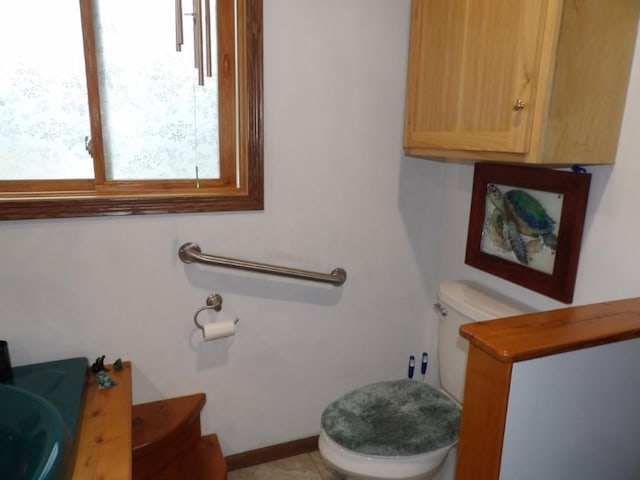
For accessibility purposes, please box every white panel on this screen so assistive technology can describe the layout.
[500,338,640,480]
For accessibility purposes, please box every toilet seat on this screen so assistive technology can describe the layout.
[321,379,461,457]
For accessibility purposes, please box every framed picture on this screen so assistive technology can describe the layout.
[465,163,591,303]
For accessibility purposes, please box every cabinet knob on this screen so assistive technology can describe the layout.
[513,99,526,111]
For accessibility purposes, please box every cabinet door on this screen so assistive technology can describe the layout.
[405,0,551,154]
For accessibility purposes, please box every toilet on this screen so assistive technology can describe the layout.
[318,281,529,480]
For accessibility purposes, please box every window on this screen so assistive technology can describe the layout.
[0,0,262,220]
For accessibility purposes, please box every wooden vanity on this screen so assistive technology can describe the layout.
[455,297,640,480]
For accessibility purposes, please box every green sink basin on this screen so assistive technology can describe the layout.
[0,384,67,480]
[0,357,89,479]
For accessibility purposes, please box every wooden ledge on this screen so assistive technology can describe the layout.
[72,362,132,480]
[460,296,640,363]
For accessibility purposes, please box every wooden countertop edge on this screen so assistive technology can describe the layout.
[71,361,132,480]
[459,297,640,363]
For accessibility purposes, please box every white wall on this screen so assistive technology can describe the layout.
[4,0,639,459]
[434,26,640,313]
[1,0,446,455]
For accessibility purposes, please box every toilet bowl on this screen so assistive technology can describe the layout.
[319,429,452,480]
[319,379,460,480]
[318,281,530,480]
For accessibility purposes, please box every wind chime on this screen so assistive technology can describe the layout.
[175,0,213,86]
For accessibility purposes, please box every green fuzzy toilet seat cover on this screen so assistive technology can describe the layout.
[321,379,461,457]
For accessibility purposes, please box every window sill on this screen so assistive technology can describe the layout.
[0,187,263,220]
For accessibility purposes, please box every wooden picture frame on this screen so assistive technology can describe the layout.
[465,163,591,303]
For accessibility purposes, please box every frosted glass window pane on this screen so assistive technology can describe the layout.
[0,2,93,180]
[95,0,220,181]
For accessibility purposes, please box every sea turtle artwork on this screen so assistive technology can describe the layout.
[482,183,562,272]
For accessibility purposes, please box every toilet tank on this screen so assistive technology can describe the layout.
[437,281,530,403]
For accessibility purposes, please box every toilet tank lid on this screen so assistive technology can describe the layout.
[438,281,531,322]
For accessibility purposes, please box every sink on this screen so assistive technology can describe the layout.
[0,384,67,480]
[1,357,89,479]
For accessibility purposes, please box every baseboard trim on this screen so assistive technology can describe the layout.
[225,435,319,471]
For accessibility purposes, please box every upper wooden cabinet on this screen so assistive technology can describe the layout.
[404,0,640,165]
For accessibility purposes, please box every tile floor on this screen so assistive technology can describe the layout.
[227,451,343,479]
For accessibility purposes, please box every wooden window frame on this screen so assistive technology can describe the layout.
[0,0,263,220]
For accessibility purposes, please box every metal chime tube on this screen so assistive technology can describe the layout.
[205,0,212,78]
[195,0,204,85]
[175,0,183,51]
[176,0,210,86]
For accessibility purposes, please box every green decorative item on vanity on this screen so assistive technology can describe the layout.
[321,379,461,456]
[113,358,123,371]
[96,371,117,389]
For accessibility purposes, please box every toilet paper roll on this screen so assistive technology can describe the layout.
[202,321,236,342]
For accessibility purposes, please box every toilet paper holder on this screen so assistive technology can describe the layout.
[193,293,239,331]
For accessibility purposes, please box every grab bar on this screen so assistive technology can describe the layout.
[178,243,347,286]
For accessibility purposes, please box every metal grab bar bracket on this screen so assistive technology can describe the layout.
[179,242,203,263]
[179,242,347,286]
